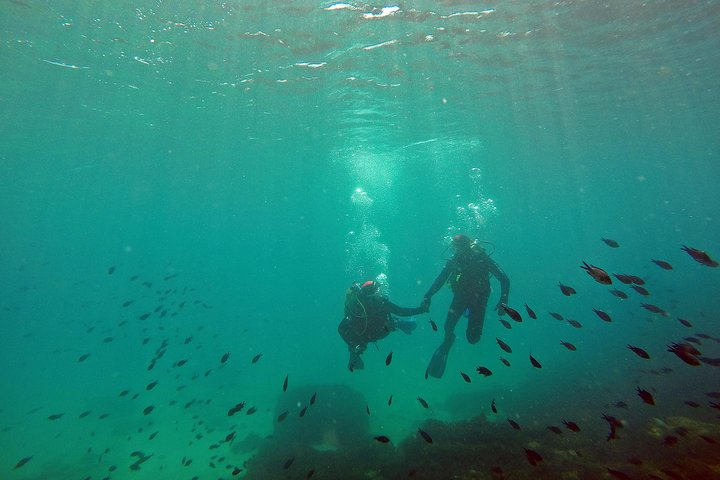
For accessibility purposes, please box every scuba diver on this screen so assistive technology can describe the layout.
[422,234,510,378]
[338,280,425,371]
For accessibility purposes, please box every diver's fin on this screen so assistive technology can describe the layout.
[426,346,449,378]
[395,320,417,335]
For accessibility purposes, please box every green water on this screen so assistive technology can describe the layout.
[1,1,719,479]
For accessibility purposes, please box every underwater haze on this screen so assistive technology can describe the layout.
[1,1,719,479]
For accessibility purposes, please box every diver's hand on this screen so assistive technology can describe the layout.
[421,296,431,312]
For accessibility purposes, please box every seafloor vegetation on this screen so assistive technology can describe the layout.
[245,409,719,480]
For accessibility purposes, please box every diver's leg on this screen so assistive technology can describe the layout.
[442,296,464,346]
[427,297,463,378]
[466,292,488,344]
[348,343,366,371]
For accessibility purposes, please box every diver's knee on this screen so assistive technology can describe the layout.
[467,329,481,344]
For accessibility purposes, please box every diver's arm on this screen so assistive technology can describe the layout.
[424,260,454,300]
[386,300,425,317]
[488,258,510,304]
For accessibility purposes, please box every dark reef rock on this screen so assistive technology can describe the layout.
[270,383,369,450]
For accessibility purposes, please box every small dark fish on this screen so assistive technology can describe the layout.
[507,418,520,430]
[139,313,150,320]
[496,337,512,353]
[220,352,230,364]
[385,351,393,366]
[429,318,438,331]
[529,354,542,368]
[232,466,242,475]
[491,399,497,413]
[547,425,562,434]
[366,404,370,415]
[460,371,471,383]
[246,406,257,415]
[251,353,262,364]
[524,303,537,319]
[684,400,700,408]
[602,413,623,441]
[631,285,650,296]
[628,275,645,285]
[143,405,155,415]
[641,303,669,316]
[146,380,158,391]
[282,374,288,392]
[283,457,295,469]
[122,300,133,307]
[524,448,543,466]
[277,410,288,423]
[98,413,109,419]
[476,366,493,377]
[627,345,650,359]
[107,266,116,275]
[602,238,620,248]
[609,289,628,299]
[678,318,693,328]
[580,261,612,284]
[103,336,114,343]
[78,410,91,418]
[499,357,511,367]
[681,245,718,267]
[14,456,32,470]
[613,273,634,284]
[174,359,188,367]
[567,319,582,328]
[148,431,158,440]
[48,413,63,420]
[636,387,655,405]
[560,341,577,351]
[227,401,245,416]
[387,395,393,406]
[549,311,564,321]
[418,428,433,444]
[299,406,308,417]
[651,259,673,270]
[500,303,522,322]
[558,282,576,296]
[417,397,429,409]
[499,318,512,329]
[374,435,391,443]
[78,353,91,362]
[593,308,612,322]
[563,420,580,432]
[310,392,317,405]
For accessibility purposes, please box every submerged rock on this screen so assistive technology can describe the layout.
[270,383,369,450]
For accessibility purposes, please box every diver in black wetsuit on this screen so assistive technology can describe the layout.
[338,280,425,371]
[422,234,510,378]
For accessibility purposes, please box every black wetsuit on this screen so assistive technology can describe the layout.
[425,246,510,348]
[338,292,423,353]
